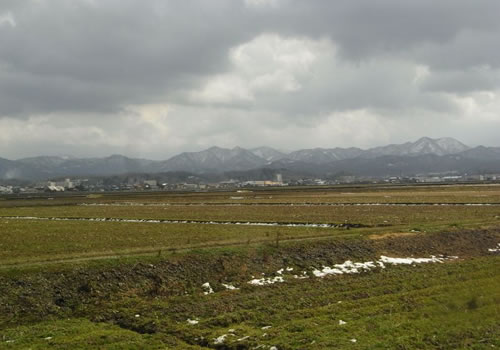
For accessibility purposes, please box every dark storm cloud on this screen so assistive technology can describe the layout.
[287,1,499,63]
[1,0,499,117]
[1,0,500,159]
[0,0,258,116]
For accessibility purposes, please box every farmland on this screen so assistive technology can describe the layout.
[0,184,499,349]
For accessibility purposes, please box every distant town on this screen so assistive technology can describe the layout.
[2,137,500,195]
[1,172,499,195]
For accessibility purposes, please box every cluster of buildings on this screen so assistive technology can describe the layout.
[44,178,75,192]
[2,172,500,195]
[387,173,499,184]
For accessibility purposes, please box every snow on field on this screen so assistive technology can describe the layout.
[243,254,458,290]
[222,283,239,290]
[312,255,457,278]
[4,216,342,228]
[202,282,214,295]
[213,334,228,344]
[293,271,309,279]
[379,255,444,265]
[248,276,284,286]
[187,318,199,325]
[313,260,376,277]
[488,243,500,252]
[277,267,293,274]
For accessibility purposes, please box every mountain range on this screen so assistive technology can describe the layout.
[1,137,500,182]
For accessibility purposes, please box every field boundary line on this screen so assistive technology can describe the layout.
[0,232,358,269]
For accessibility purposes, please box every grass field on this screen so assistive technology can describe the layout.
[0,184,499,349]
[3,202,500,225]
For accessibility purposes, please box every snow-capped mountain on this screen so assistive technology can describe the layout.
[287,147,365,163]
[2,137,499,181]
[156,146,267,173]
[250,147,287,162]
[367,137,470,157]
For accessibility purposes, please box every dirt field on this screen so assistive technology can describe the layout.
[0,184,499,349]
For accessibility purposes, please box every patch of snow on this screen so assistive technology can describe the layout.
[339,320,347,325]
[270,347,278,350]
[44,337,53,340]
[261,325,272,330]
[488,243,500,252]
[379,255,444,265]
[248,276,284,286]
[294,271,309,279]
[312,255,456,279]
[214,334,228,344]
[134,314,140,318]
[350,338,357,343]
[187,318,199,325]
[202,282,214,295]
[238,336,250,341]
[222,283,239,290]
[4,216,342,228]
[313,267,343,277]
[313,261,376,277]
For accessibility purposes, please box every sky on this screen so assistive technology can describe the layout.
[1,0,499,160]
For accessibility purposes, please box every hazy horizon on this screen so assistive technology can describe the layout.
[2,136,490,161]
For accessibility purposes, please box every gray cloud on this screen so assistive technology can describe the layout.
[421,67,500,94]
[0,0,499,158]
[0,1,257,116]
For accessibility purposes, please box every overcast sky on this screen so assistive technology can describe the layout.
[1,0,499,159]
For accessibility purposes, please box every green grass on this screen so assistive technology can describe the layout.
[1,185,500,349]
[2,257,499,349]
[1,203,499,226]
[0,318,202,349]
[0,218,359,265]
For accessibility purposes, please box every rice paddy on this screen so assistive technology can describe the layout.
[0,184,499,349]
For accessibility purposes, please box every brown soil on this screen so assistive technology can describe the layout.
[368,232,419,240]
[0,227,498,329]
[374,228,500,258]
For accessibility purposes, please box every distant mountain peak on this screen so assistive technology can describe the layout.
[206,146,225,152]
[250,147,287,162]
[3,137,496,182]
[369,137,469,157]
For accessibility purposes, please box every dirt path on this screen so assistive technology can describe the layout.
[0,231,357,270]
